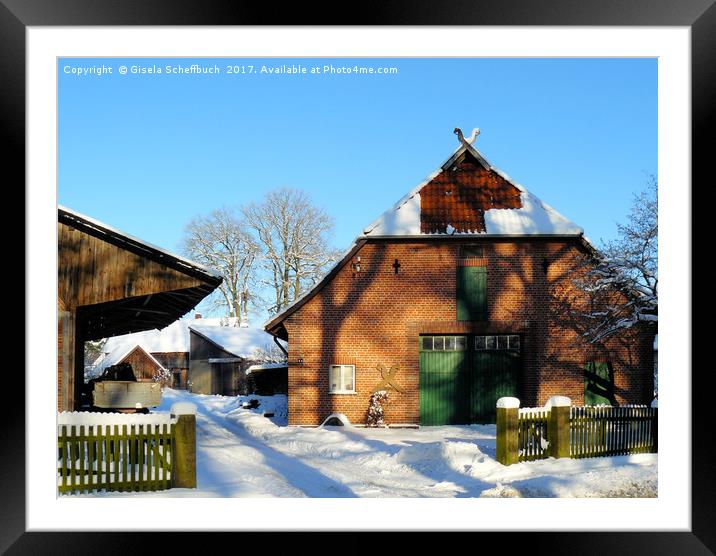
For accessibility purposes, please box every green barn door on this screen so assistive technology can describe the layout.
[420,335,520,425]
[419,336,468,425]
[470,335,521,424]
[584,361,615,406]
[457,266,487,321]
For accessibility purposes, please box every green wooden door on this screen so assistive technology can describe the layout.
[419,337,469,425]
[471,349,520,423]
[584,361,615,406]
[456,266,487,321]
[419,335,520,425]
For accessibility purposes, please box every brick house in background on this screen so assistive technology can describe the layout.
[264,136,655,426]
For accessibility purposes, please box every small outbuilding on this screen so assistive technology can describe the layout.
[58,206,222,411]
[91,318,192,389]
[92,315,286,396]
[246,362,289,396]
[188,325,284,396]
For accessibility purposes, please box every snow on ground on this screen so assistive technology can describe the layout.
[92,389,657,498]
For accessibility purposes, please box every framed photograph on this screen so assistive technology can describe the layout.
[9,1,709,552]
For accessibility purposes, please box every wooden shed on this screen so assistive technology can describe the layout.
[57,206,222,411]
[187,325,282,396]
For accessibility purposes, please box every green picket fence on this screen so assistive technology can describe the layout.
[57,423,174,494]
[517,409,550,462]
[570,406,657,458]
[508,404,657,465]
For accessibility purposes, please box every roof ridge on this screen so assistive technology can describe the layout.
[362,143,584,238]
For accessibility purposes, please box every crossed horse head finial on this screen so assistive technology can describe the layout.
[373,363,405,394]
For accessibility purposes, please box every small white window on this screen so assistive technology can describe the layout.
[329,365,356,394]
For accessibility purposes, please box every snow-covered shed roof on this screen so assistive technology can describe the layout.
[94,343,170,373]
[189,325,281,359]
[96,317,258,371]
[99,320,192,366]
[245,362,289,375]
[264,137,590,335]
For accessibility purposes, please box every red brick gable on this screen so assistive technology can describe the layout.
[420,153,522,234]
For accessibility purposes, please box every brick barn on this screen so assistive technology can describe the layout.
[264,135,655,426]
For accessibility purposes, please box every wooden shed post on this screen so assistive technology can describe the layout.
[171,403,197,489]
[546,396,571,459]
[57,308,76,412]
[496,397,520,465]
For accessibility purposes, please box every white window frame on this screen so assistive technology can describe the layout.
[328,364,356,394]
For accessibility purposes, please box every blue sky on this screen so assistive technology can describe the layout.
[58,57,656,317]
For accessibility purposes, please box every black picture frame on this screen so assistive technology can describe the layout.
[7,1,709,553]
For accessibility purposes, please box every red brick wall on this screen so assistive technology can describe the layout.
[283,239,654,426]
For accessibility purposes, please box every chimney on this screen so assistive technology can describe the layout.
[194,313,202,320]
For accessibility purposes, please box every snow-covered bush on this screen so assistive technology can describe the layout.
[366,390,390,427]
[153,367,173,387]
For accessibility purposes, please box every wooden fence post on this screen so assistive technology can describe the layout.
[547,396,571,459]
[496,397,520,465]
[171,402,197,489]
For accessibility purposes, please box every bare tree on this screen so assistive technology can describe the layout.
[251,340,288,363]
[573,175,658,343]
[242,189,340,314]
[181,208,259,322]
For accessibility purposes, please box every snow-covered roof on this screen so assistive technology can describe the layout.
[97,317,253,371]
[246,362,288,375]
[94,343,169,373]
[189,325,280,359]
[100,320,192,367]
[362,143,583,237]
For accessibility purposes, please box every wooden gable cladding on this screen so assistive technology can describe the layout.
[119,345,164,381]
[58,221,205,310]
[420,154,522,234]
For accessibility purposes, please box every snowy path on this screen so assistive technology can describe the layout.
[94,390,657,498]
